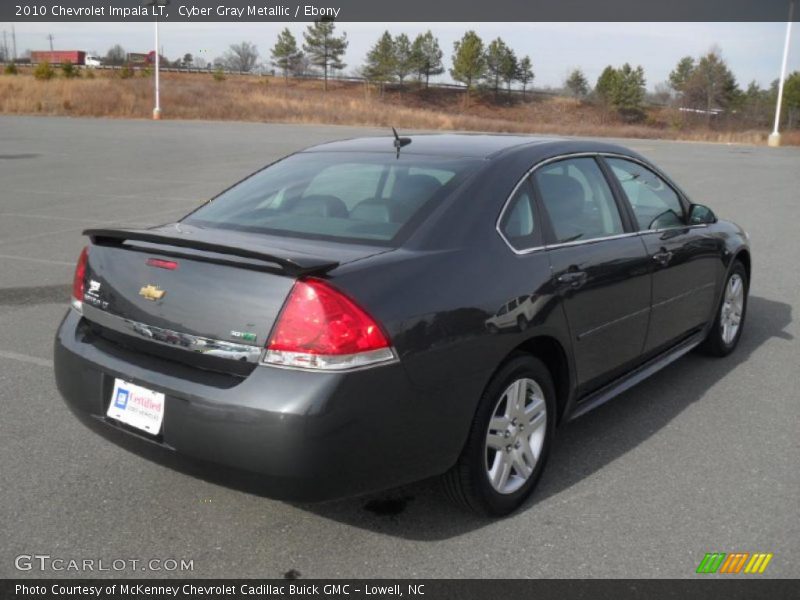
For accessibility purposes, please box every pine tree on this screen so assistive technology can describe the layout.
[410,31,444,88]
[687,49,739,113]
[517,56,534,98]
[364,31,396,95]
[450,30,486,101]
[784,71,800,128]
[565,68,589,98]
[614,63,646,114]
[302,21,348,91]
[484,37,510,97]
[271,28,302,81]
[501,49,518,97]
[393,34,413,89]
[594,64,646,119]
[668,56,695,98]
[595,66,619,105]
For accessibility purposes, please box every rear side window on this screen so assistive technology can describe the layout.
[184,152,480,245]
[534,158,624,244]
[499,182,538,250]
[605,158,685,231]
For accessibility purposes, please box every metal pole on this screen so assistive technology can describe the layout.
[11,24,16,61]
[153,12,161,119]
[769,0,795,147]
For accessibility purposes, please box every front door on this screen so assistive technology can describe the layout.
[603,157,720,353]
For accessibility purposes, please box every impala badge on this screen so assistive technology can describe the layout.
[139,284,166,301]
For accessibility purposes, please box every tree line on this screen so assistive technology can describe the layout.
[100,21,348,91]
[362,29,535,101]
[62,24,800,128]
[562,48,800,128]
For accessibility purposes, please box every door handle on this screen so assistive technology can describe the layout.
[557,270,587,288]
[652,249,673,266]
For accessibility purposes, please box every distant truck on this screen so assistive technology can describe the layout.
[126,51,166,66]
[31,50,86,65]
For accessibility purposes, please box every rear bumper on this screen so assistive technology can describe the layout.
[54,309,459,501]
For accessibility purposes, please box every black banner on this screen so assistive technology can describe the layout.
[3,0,800,22]
[2,579,798,600]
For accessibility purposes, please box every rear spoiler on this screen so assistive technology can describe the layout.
[84,228,339,276]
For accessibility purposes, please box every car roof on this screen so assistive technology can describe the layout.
[302,133,638,161]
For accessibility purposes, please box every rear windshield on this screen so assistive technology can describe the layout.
[183,152,481,244]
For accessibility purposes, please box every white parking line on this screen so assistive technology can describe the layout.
[0,225,84,246]
[0,213,115,224]
[0,350,54,368]
[0,205,199,246]
[3,188,198,202]
[0,253,74,266]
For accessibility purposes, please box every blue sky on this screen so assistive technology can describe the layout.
[3,22,798,90]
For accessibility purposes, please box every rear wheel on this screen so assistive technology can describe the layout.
[442,355,555,516]
[700,261,748,357]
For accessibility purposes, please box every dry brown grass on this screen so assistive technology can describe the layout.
[0,69,796,146]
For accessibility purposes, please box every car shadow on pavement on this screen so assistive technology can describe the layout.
[293,295,793,540]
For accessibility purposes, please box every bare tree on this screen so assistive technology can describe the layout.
[105,44,127,66]
[223,42,259,72]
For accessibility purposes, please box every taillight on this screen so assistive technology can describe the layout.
[71,246,89,312]
[263,278,395,371]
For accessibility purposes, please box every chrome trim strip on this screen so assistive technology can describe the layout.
[82,304,263,364]
[262,347,399,372]
[651,281,716,309]
[643,224,709,234]
[495,151,700,255]
[545,231,642,250]
[575,306,652,341]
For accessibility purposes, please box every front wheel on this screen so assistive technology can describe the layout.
[700,261,748,357]
[442,355,556,516]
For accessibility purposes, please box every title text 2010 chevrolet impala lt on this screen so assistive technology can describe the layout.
[54,135,750,516]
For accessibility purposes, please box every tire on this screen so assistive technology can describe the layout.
[699,261,748,357]
[442,354,556,517]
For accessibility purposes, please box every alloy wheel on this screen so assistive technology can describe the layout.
[720,273,744,345]
[484,378,547,494]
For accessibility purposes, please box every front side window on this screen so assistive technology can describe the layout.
[605,158,685,231]
[184,152,480,245]
[534,158,624,244]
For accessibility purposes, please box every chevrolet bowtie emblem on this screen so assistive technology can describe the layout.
[139,284,166,301]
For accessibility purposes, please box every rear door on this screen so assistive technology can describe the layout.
[533,157,652,392]
[603,157,719,354]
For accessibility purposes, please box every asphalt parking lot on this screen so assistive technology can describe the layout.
[1,116,798,579]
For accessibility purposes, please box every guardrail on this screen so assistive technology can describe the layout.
[0,60,562,99]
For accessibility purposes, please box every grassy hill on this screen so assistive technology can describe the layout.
[1,68,796,145]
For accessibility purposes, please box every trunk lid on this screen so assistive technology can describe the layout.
[80,224,390,370]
